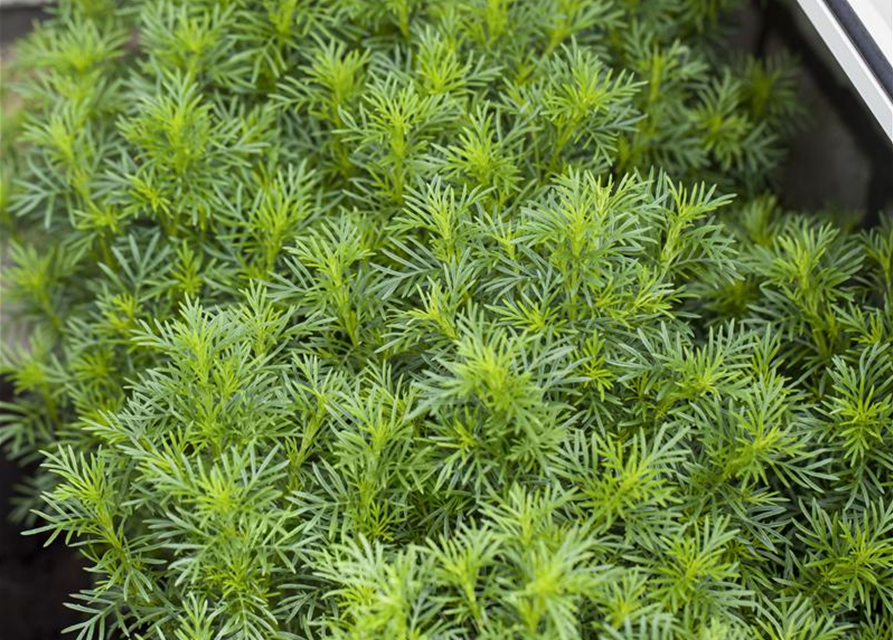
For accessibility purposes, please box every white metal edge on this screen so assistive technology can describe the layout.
[849,0,893,66]
[795,0,893,143]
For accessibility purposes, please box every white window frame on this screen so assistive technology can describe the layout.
[795,0,893,143]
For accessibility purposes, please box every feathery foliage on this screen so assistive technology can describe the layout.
[1,1,890,639]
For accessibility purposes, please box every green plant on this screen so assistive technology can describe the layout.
[1,1,890,639]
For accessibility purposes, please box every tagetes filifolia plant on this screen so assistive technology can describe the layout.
[1,1,891,639]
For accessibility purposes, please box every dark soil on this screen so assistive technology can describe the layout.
[0,381,89,639]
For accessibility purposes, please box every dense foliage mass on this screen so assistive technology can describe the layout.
[1,1,892,639]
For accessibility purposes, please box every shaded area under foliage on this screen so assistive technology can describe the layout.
[0,380,87,640]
